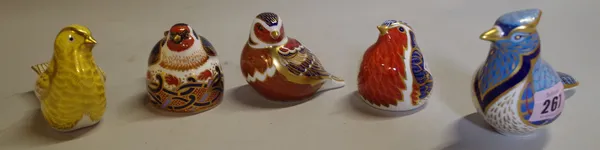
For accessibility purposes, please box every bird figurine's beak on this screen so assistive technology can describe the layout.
[377,25,389,35]
[270,31,280,39]
[173,34,182,44]
[480,28,503,41]
[84,36,97,44]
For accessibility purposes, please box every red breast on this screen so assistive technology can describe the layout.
[358,29,411,107]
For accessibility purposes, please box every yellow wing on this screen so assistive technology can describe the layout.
[39,63,106,130]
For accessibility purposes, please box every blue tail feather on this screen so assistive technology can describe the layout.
[557,71,578,89]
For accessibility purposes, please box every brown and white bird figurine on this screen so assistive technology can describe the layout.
[146,23,224,113]
[240,12,345,101]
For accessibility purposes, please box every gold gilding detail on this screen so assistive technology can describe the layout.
[480,27,503,41]
[268,45,328,86]
[377,25,390,35]
[173,34,182,44]
[271,31,280,39]
[84,36,97,44]
[563,81,579,89]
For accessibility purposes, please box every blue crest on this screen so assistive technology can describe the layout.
[494,9,541,36]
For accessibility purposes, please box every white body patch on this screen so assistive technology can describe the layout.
[481,79,537,135]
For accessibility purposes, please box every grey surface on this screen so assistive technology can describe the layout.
[0,0,598,149]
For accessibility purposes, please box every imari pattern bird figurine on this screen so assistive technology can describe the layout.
[147,23,224,113]
[472,9,580,136]
[358,20,433,111]
[31,24,107,131]
[240,12,345,101]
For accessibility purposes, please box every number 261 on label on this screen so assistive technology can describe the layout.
[529,83,565,122]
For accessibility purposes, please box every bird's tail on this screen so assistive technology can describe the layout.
[317,75,345,93]
[31,62,50,75]
[32,62,50,101]
[557,71,579,100]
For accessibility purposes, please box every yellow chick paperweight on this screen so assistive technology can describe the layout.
[31,24,107,132]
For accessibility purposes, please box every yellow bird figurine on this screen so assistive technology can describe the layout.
[31,24,107,132]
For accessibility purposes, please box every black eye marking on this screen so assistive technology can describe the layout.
[398,27,405,32]
[68,35,74,42]
[258,25,265,31]
[181,30,190,38]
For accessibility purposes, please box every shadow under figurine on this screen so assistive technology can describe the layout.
[240,12,345,101]
[31,24,107,132]
[146,23,224,113]
[357,20,433,112]
[472,8,580,136]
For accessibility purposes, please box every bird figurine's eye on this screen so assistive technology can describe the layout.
[68,35,74,42]
[511,33,527,42]
[258,25,265,31]
[398,27,405,32]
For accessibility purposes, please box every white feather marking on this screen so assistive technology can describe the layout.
[401,24,414,105]
[246,65,277,82]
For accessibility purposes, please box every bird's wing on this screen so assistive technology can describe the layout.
[148,38,165,66]
[198,35,217,56]
[532,60,567,92]
[409,48,433,100]
[275,38,330,79]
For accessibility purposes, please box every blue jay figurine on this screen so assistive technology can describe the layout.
[472,8,579,136]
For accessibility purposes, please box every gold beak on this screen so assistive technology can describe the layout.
[480,28,502,41]
[377,25,389,35]
[173,34,182,43]
[84,36,97,44]
[270,31,280,39]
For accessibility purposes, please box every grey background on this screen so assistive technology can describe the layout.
[0,0,598,149]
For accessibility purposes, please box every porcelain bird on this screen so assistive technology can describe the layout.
[240,12,345,101]
[32,24,106,131]
[472,9,579,136]
[147,23,224,113]
[358,20,433,111]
